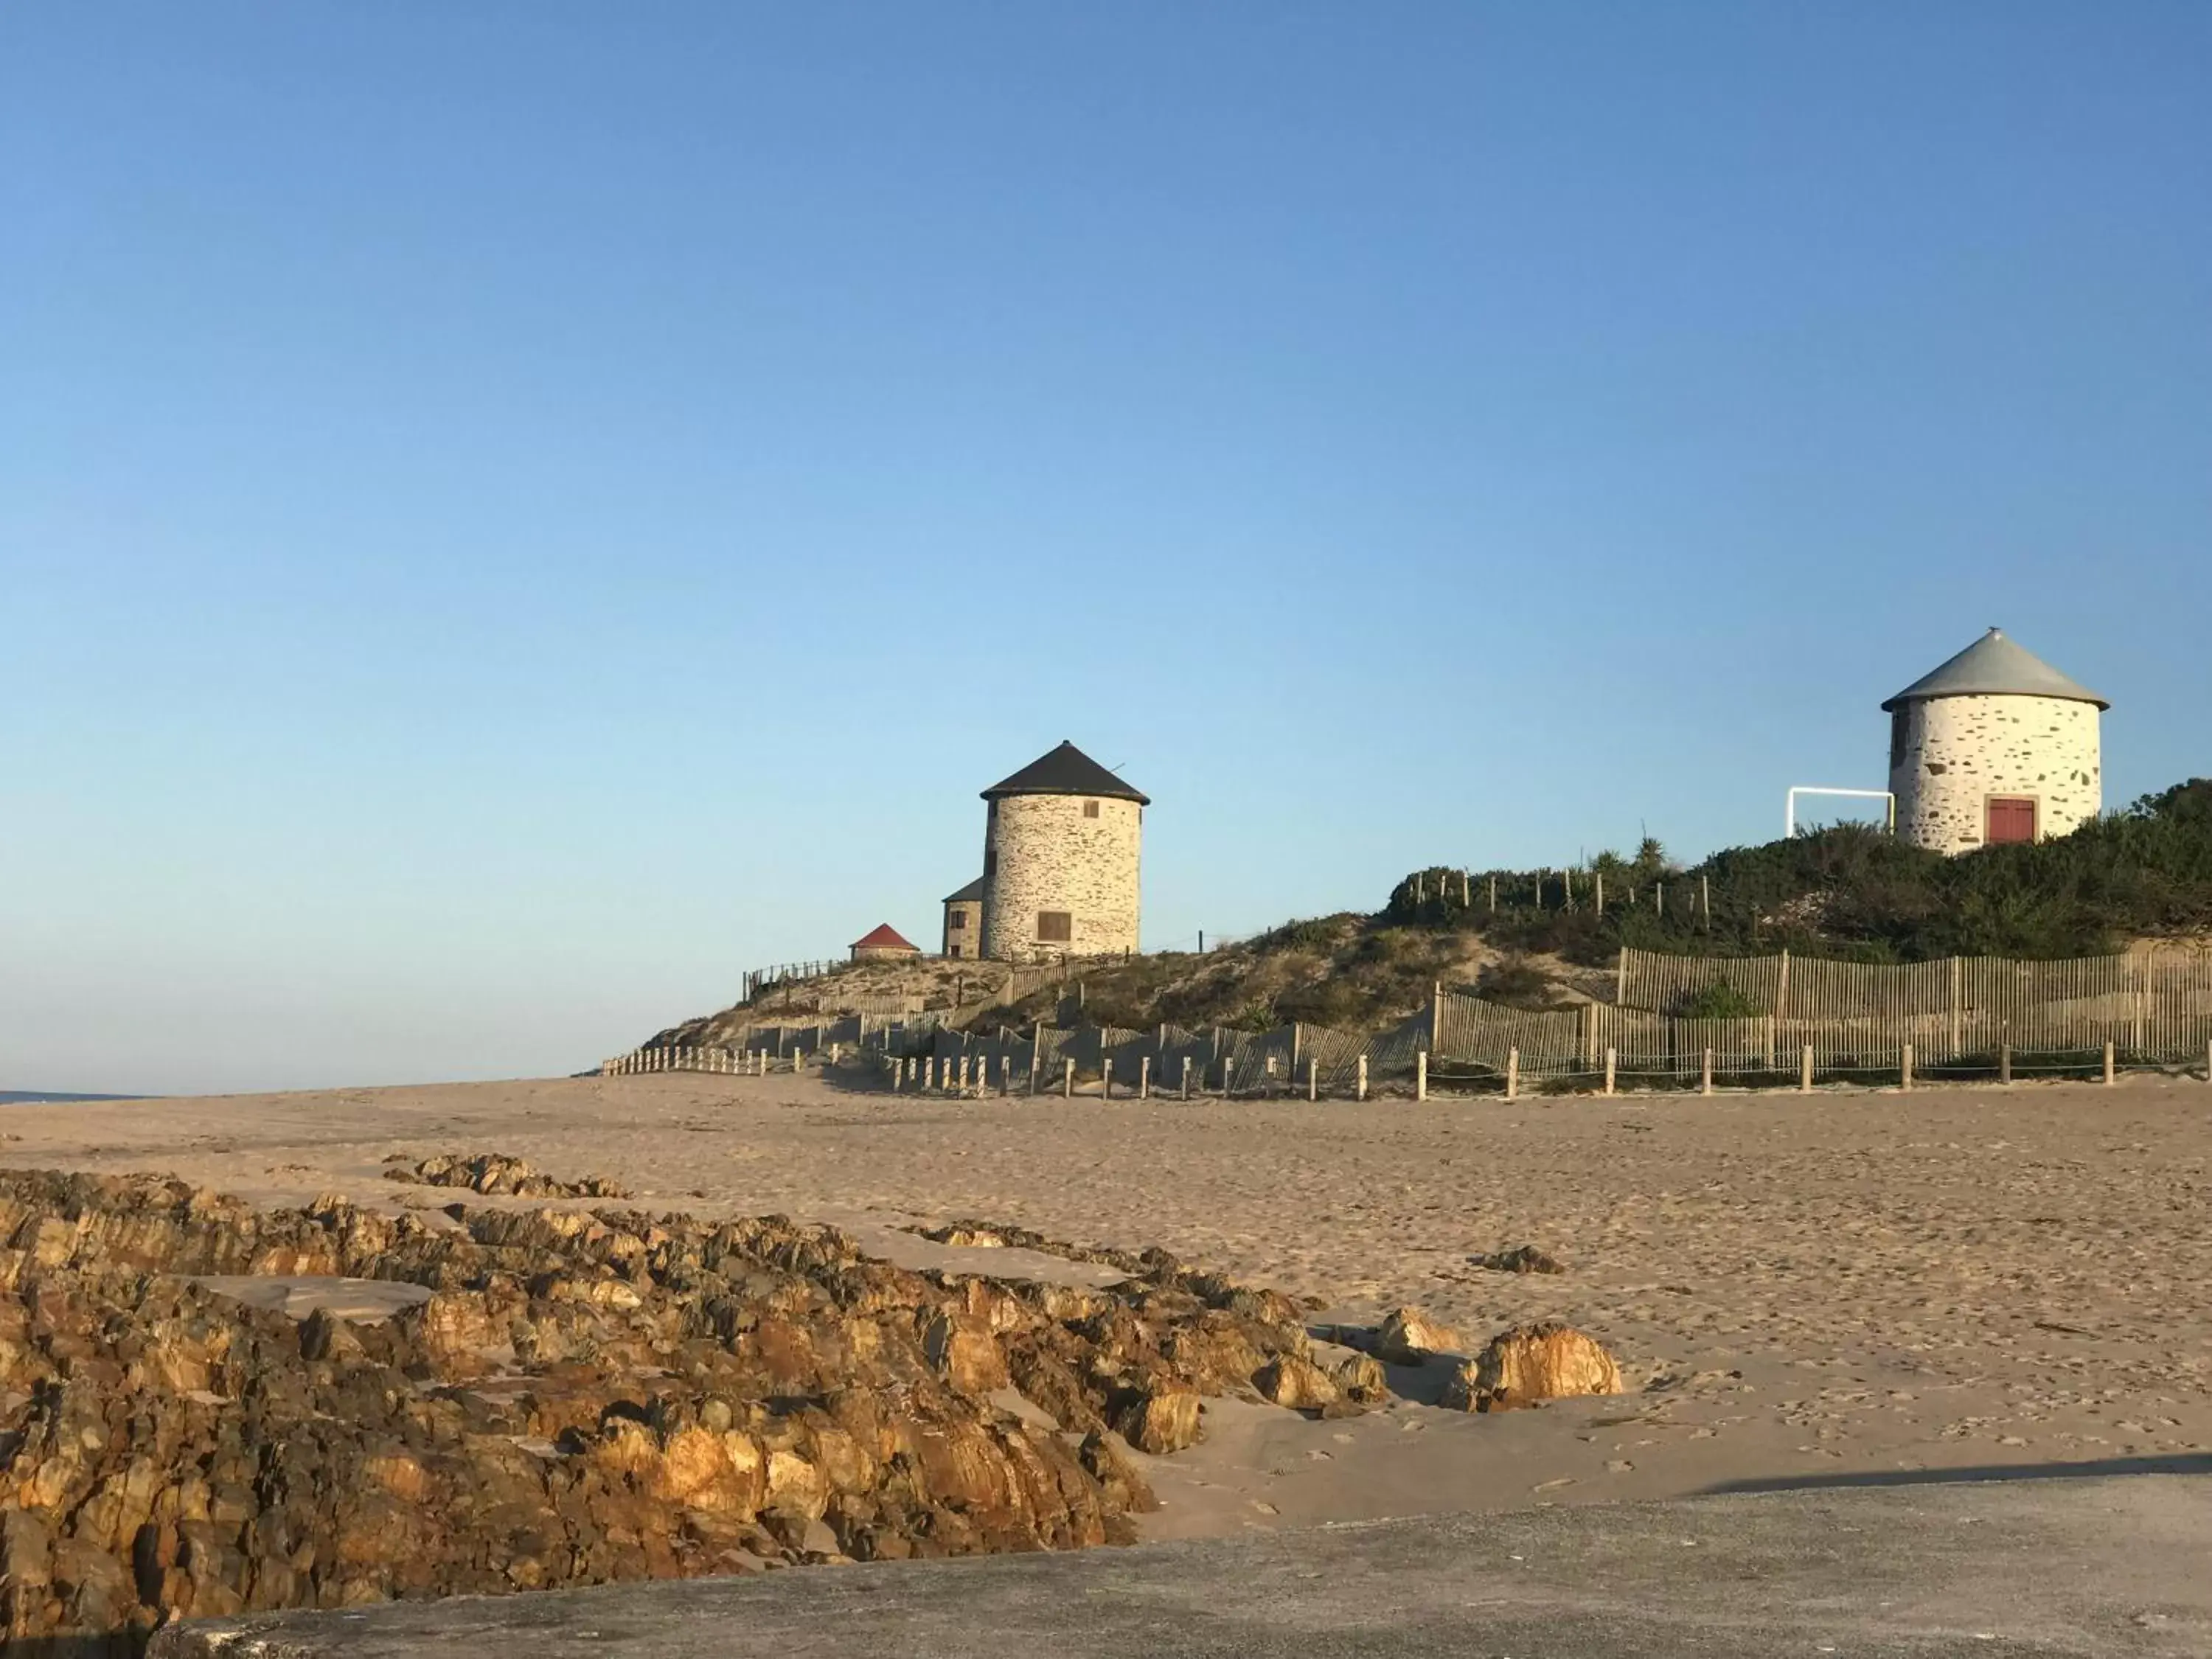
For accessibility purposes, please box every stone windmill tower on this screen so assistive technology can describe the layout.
[977,741,1147,961]
[1883,628,2107,854]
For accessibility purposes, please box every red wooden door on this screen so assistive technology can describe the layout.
[1986,796,2038,844]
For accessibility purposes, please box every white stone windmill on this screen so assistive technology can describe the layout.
[1883,628,2108,854]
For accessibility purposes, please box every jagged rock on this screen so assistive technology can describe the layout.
[0,1166,1310,1649]
[1076,1430,1156,1513]
[1330,1352,1391,1402]
[384,1155,630,1201]
[921,1226,1006,1248]
[1253,1355,1339,1412]
[1471,1245,1565,1275]
[1441,1322,1624,1412]
[919,1310,1010,1394]
[1113,1384,1202,1454]
[1375,1306,1461,1364]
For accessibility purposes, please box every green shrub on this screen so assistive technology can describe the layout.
[1677,981,1766,1019]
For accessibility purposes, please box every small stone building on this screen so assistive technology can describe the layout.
[1884,628,2107,855]
[940,877,986,959]
[849,923,920,962]
[966,741,1145,963]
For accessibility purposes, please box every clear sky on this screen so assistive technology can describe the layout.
[6,2,2208,1096]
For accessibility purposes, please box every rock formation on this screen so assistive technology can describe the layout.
[1441,1322,1622,1412]
[1373,1306,1462,1364]
[383,1152,630,1200]
[0,1168,1353,1652]
[1469,1245,1564,1275]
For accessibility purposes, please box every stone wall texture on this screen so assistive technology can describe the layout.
[942,898,984,959]
[981,794,1141,962]
[1890,693,2101,855]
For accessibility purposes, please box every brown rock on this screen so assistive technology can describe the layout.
[1441,1322,1623,1411]
[1113,1385,1203,1454]
[0,1166,1332,1649]
[919,1310,1010,1394]
[1329,1352,1391,1400]
[1471,1245,1565,1275]
[1076,1430,1155,1513]
[1252,1355,1339,1412]
[1375,1306,1461,1364]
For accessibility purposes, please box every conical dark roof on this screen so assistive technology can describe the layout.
[942,875,989,905]
[1881,628,2108,712]
[981,740,1148,804]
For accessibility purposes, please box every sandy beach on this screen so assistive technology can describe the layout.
[7,1070,2210,1539]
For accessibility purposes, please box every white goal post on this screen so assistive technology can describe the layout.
[1786,786,1896,839]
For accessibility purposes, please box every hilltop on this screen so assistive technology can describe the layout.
[654,777,2212,1047]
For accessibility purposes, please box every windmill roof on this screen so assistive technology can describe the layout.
[849,923,919,952]
[1881,629,2108,712]
[942,876,989,905]
[981,740,1149,804]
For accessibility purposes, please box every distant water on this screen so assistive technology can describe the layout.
[0,1090,155,1105]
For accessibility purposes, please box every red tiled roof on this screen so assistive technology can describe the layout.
[849,923,919,951]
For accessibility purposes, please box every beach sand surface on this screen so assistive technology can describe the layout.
[7,1070,2210,1538]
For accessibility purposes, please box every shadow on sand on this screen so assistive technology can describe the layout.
[1705,1451,2212,1495]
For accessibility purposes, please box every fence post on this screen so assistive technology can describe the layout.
[1506,1048,1520,1101]
[1950,956,1964,1057]
[1604,1047,1617,1096]
[1064,1057,1074,1099]
[1582,1001,1599,1068]
[1357,1054,1368,1102]
[2000,1040,2012,1086]
[1700,1048,1714,1096]
[1763,1015,1775,1072]
[1263,1054,1276,1098]
[1775,949,1790,1020]
[1616,947,1628,1006]
[891,1055,902,1091]
[1182,1054,1193,1100]
[1800,1044,1814,1093]
[1416,1050,1428,1102]
[1139,1055,1151,1100]
[1432,982,1444,1051]
[1307,1057,1318,1102]
[1901,1043,1913,1093]
[2104,1040,2116,1088]
[1102,1057,1113,1099]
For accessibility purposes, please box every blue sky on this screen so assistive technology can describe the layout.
[6,2,2208,1095]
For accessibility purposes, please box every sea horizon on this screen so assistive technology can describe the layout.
[0,1089,157,1105]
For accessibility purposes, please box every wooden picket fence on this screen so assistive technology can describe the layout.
[611,947,2212,1099]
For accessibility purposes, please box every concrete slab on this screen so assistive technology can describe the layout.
[152,1473,2212,1658]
